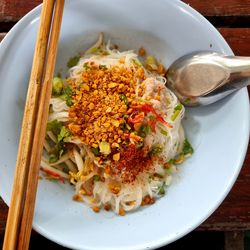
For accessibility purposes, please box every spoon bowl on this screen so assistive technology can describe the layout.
[166,51,250,106]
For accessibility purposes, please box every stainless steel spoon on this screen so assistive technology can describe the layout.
[166,51,250,106]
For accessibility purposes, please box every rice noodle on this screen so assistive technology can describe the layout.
[42,34,191,215]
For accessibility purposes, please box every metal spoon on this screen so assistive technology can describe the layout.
[166,51,250,106]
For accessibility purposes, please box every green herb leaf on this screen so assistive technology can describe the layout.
[67,56,80,68]
[182,138,194,155]
[47,120,63,135]
[63,85,73,106]
[58,126,71,142]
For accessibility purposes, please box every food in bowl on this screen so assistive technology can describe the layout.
[41,33,193,215]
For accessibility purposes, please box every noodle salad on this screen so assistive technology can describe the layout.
[41,33,193,215]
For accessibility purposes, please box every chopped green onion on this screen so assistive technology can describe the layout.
[99,64,107,70]
[83,62,90,70]
[67,56,80,68]
[52,77,63,96]
[158,186,165,195]
[93,175,100,181]
[89,47,99,54]
[148,146,163,157]
[182,138,194,155]
[138,124,150,138]
[160,128,168,136]
[132,58,142,66]
[121,122,131,131]
[62,85,73,106]
[91,147,100,156]
[119,94,128,105]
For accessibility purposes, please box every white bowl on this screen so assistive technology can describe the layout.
[0,0,249,249]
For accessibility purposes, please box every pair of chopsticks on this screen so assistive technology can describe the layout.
[3,0,65,249]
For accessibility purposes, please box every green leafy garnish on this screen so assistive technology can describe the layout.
[58,126,71,142]
[67,56,80,68]
[119,94,128,105]
[61,85,73,106]
[160,128,168,136]
[52,77,63,96]
[182,138,194,155]
[91,147,100,156]
[47,120,63,135]
[47,121,71,162]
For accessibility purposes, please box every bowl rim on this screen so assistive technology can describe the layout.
[0,0,249,249]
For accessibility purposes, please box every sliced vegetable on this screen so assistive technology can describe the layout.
[182,138,194,155]
[52,77,63,96]
[67,56,80,68]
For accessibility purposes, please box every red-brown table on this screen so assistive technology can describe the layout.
[0,1,250,249]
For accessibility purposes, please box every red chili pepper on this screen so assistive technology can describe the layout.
[131,104,173,128]
[41,167,65,183]
[128,112,145,124]
[156,115,173,128]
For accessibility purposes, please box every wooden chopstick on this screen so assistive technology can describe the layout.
[17,0,65,249]
[3,1,55,249]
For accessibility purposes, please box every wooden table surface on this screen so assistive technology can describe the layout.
[0,0,250,249]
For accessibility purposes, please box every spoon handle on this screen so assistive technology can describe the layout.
[220,55,250,76]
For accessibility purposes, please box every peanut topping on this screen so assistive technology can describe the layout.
[68,64,145,148]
